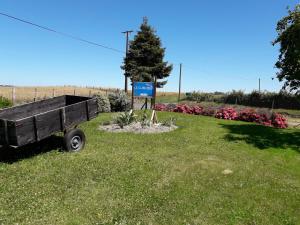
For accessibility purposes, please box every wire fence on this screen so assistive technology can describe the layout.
[0,86,120,105]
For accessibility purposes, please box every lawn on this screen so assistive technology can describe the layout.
[0,112,299,225]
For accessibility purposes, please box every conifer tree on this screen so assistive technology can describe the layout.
[122,17,172,88]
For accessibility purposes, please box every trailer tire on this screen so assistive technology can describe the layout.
[64,129,86,152]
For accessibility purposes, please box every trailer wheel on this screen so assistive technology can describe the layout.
[64,129,86,152]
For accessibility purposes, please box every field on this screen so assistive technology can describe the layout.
[0,86,177,104]
[0,112,299,225]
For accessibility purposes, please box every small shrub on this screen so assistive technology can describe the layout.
[173,105,193,114]
[94,94,111,113]
[161,117,176,127]
[271,113,288,128]
[114,111,136,128]
[140,110,150,127]
[0,96,12,108]
[108,91,131,112]
[201,108,216,117]
[215,108,238,120]
[154,103,167,111]
[238,109,260,123]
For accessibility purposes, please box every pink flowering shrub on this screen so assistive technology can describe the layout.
[154,103,167,111]
[238,109,261,123]
[215,108,238,120]
[154,104,288,129]
[191,106,203,115]
[173,105,193,114]
[271,113,288,129]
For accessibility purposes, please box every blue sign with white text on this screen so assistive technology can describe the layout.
[133,82,155,98]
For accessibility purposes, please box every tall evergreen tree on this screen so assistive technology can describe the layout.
[121,17,172,88]
[273,4,300,94]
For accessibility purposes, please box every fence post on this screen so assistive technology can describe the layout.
[89,90,92,97]
[12,87,16,105]
[33,88,37,102]
[52,89,55,98]
[73,89,76,96]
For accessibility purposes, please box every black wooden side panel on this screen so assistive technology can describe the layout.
[0,96,66,121]
[0,120,17,146]
[87,99,98,119]
[65,95,90,106]
[0,119,6,145]
[65,102,87,128]
[36,110,62,140]
[15,117,36,146]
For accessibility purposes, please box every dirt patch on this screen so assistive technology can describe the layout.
[99,122,178,134]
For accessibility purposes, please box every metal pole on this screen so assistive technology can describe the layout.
[259,78,261,93]
[122,30,133,93]
[131,82,134,110]
[178,63,182,102]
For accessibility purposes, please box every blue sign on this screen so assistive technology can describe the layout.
[133,82,155,98]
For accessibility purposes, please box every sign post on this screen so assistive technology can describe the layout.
[132,81,156,110]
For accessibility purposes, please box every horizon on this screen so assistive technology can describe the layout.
[1,0,299,93]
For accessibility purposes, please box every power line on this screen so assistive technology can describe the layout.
[0,12,124,53]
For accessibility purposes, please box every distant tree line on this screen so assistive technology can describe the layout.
[186,90,300,110]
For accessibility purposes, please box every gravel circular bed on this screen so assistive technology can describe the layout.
[99,122,177,134]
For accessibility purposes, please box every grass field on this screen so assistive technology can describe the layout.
[0,86,178,104]
[0,112,299,225]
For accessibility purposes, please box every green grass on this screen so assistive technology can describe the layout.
[0,112,299,225]
[156,94,185,103]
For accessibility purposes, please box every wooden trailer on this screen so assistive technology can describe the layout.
[0,95,98,152]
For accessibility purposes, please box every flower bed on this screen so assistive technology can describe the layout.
[154,103,288,129]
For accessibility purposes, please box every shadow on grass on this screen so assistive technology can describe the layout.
[221,123,300,152]
[0,135,63,164]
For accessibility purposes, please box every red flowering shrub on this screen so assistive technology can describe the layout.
[154,103,288,129]
[201,108,216,117]
[154,104,167,111]
[173,104,193,114]
[215,108,238,120]
[191,106,203,115]
[257,114,272,127]
[271,113,288,128]
[238,109,260,123]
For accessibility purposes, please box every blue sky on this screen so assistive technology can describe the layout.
[0,0,299,92]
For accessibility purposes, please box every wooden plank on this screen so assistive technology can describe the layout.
[65,102,87,128]
[87,99,98,119]
[0,119,8,145]
[15,117,36,146]
[35,109,61,140]
[85,101,90,121]
[60,108,66,131]
[0,96,66,121]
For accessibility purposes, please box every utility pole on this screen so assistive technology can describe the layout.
[178,63,182,102]
[258,78,261,93]
[122,30,133,93]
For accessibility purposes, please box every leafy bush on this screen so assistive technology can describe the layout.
[186,90,300,110]
[94,94,111,113]
[114,111,136,128]
[108,91,131,112]
[271,113,288,129]
[0,96,12,108]
[154,103,168,111]
[154,103,288,129]
[140,110,150,127]
[238,109,261,123]
[161,117,176,127]
[215,108,238,120]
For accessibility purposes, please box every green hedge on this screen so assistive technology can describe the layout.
[186,90,300,110]
[0,96,12,109]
